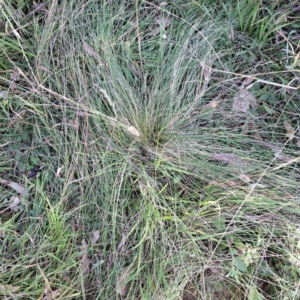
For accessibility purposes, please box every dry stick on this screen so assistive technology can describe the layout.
[201,63,300,90]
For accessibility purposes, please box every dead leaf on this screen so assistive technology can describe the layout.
[155,16,171,27]
[68,119,79,130]
[254,130,262,141]
[56,165,64,177]
[42,289,61,300]
[297,140,300,148]
[211,153,238,164]
[79,239,90,278]
[274,152,293,163]
[0,284,20,292]
[38,66,53,74]
[246,90,257,108]
[207,97,222,109]
[10,67,20,82]
[239,173,251,183]
[81,238,88,252]
[233,86,257,113]
[0,91,7,98]
[0,220,4,237]
[233,94,249,112]
[0,179,26,196]
[9,196,21,212]
[77,6,85,17]
[148,26,161,37]
[91,231,100,246]
[225,181,239,187]
[116,267,130,297]
[200,61,212,82]
[283,121,295,139]
[83,40,101,63]
[12,29,21,40]
[200,97,222,113]
[117,233,127,251]
[8,67,21,91]
[33,1,48,13]
[21,86,41,96]
[241,76,256,89]
[249,183,266,189]
[0,209,11,218]
[148,16,171,37]
[80,255,90,275]
[76,110,86,118]
[230,25,234,41]
[293,51,300,67]
[127,126,140,137]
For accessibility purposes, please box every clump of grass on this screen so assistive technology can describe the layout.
[0,0,300,299]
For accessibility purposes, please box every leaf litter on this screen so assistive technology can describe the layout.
[91,231,100,246]
[83,40,101,63]
[56,165,64,177]
[42,289,61,300]
[8,196,21,212]
[79,239,90,282]
[211,153,238,164]
[0,284,20,293]
[116,267,131,297]
[33,1,48,13]
[232,77,258,113]
[239,173,251,183]
[148,16,171,37]
[117,233,127,251]
[67,119,80,130]
[283,121,295,139]
[127,126,140,137]
[0,179,26,196]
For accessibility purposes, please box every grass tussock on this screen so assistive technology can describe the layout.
[0,0,300,299]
